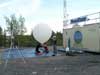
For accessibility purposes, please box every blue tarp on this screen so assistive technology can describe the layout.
[2,48,53,59]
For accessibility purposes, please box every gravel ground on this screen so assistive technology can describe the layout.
[0,51,100,75]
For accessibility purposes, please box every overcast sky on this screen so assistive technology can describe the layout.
[0,0,100,34]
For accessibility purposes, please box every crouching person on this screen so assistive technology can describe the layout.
[43,43,49,53]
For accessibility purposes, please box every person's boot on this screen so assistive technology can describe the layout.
[52,54,55,56]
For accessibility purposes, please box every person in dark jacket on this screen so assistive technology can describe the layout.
[35,43,42,54]
[52,35,57,56]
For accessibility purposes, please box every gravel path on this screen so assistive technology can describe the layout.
[0,52,100,75]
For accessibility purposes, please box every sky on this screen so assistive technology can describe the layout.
[0,0,100,34]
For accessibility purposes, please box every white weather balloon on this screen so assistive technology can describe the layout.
[33,23,52,44]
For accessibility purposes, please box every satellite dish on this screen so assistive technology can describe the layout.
[33,23,52,44]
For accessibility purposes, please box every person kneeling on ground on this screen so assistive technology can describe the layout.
[43,43,49,53]
[36,43,49,54]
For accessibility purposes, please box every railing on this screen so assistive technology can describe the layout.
[64,12,100,27]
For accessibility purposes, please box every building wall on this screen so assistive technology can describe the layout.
[63,23,100,52]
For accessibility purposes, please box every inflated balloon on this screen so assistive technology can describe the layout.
[33,23,52,44]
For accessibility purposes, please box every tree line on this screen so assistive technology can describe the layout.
[0,14,63,48]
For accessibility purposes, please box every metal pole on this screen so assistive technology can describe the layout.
[4,48,11,70]
[63,0,67,27]
[4,24,14,71]
[99,12,100,23]
[17,47,26,64]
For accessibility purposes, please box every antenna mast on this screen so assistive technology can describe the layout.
[63,0,68,27]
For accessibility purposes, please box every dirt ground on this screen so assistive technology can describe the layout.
[0,51,100,75]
